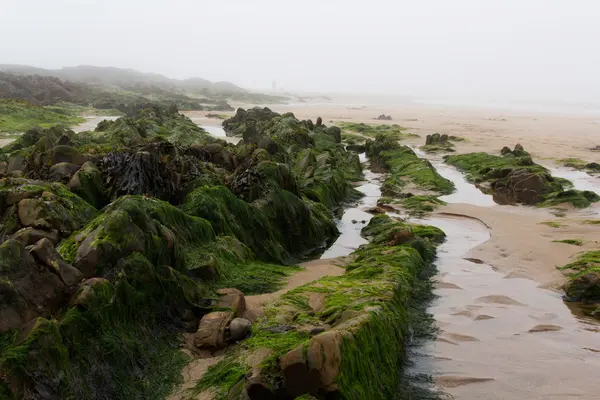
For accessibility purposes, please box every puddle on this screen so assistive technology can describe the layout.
[72,116,119,133]
[320,154,383,259]
[409,215,600,399]
[411,146,496,207]
[550,167,600,194]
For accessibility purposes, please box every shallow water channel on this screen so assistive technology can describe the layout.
[325,148,600,399]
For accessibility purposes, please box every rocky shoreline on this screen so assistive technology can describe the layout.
[1,105,444,399]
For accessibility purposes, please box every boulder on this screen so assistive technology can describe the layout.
[326,126,341,143]
[194,311,234,349]
[375,114,392,121]
[71,278,112,310]
[0,239,69,332]
[493,169,553,205]
[56,134,72,146]
[216,288,246,318]
[229,318,251,341]
[10,227,59,246]
[281,330,347,396]
[564,272,600,301]
[281,345,318,397]
[68,161,107,209]
[316,117,323,126]
[7,153,27,173]
[500,146,512,155]
[74,210,145,278]
[258,137,279,154]
[18,198,51,229]
[29,238,83,287]
[50,145,86,166]
[49,162,80,183]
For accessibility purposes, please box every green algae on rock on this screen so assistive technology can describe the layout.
[0,178,98,241]
[446,146,600,208]
[337,121,419,141]
[421,133,456,153]
[192,215,444,399]
[366,134,454,196]
[559,250,600,303]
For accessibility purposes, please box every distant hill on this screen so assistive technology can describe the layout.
[0,64,246,95]
[0,71,91,105]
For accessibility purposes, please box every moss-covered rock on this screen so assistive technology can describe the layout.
[559,250,600,303]
[191,215,443,399]
[421,133,455,153]
[0,178,98,240]
[366,134,454,196]
[446,149,600,208]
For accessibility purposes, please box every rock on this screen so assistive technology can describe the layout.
[68,161,107,209]
[493,169,553,205]
[316,117,323,126]
[11,227,59,246]
[50,145,86,166]
[0,239,69,332]
[49,162,80,183]
[72,278,112,309]
[281,345,317,397]
[29,238,83,287]
[375,114,392,121]
[500,146,512,155]
[309,326,326,336]
[229,318,251,341]
[386,229,414,246]
[325,126,341,143]
[306,331,345,392]
[216,288,247,318]
[585,162,600,171]
[245,371,277,400]
[564,271,600,301]
[281,330,346,396]
[56,134,71,146]
[258,137,279,154]
[242,124,261,145]
[194,311,234,349]
[7,153,27,173]
[74,210,145,278]
[18,198,51,229]
[514,143,524,152]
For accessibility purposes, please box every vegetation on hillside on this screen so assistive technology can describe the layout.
[0,99,85,132]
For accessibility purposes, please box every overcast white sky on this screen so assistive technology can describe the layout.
[2,0,600,102]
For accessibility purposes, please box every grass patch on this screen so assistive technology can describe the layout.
[553,239,584,246]
[0,99,85,132]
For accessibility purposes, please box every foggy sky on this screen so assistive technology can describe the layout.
[3,0,600,102]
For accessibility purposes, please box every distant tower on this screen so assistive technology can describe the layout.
[272,80,277,92]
